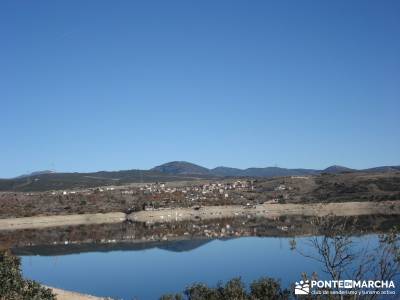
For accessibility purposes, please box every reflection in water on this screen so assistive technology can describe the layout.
[19,235,399,300]
[1,215,398,299]
[1,214,398,254]
[291,218,399,299]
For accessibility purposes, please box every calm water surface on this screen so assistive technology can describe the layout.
[20,234,393,300]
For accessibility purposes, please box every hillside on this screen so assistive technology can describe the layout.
[153,162,323,177]
[322,165,355,174]
[211,167,244,176]
[0,172,399,219]
[0,170,205,192]
[151,161,210,175]
[0,161,399,192]
[155,161,399,178]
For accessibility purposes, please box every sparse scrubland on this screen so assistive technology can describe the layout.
[0,172,399,219]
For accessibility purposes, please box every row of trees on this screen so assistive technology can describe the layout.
[160,277,290,300]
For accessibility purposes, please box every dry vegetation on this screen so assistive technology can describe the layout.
[0,172,399,219]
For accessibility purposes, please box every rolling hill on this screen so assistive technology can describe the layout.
[0,161,398,192]
[322,165,355,174]
[0,169,208,192]
[151,161,210,175]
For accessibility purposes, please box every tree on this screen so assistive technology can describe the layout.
[160,294,183,300]
[0,250,55,300]
[184,283,219,300]
[250,277,289,300]
[217,278,247,300]
[292,216,400,300]
[160,277,290,300]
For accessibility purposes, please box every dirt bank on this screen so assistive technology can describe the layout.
[0,201,398,231]
[128,201,400,223]
[48,286,107,300]
[0,212,126,231]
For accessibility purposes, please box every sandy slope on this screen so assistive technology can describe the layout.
[128,201,400,223]
[48,287,107,300]
[0,212,126,230]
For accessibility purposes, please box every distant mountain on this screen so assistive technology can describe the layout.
[211,166,244,176]
[241,167,319,177]
[322,165,355,174]
[152,162,321,177]
[151,161,210,175]
[15,170,56,179]
[362,166,400,173]
[0,169,206,192]
[1,161,398,192]
[150,161,398,177]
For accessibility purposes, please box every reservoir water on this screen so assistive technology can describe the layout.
[19,234,398,299]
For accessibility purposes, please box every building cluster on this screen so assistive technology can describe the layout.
[22,178,296,210]
[138,180,255,203]
[44,186,118,196]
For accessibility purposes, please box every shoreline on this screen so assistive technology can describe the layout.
[0,201,399,231]
[46,286,107,300]
[0,212,126,231]
[128,201,400,222]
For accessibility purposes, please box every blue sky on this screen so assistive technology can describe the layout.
[1,1,399,178]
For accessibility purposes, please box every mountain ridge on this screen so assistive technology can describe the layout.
[151,161,210,175]
[1,162,399,192]
[15,170,56,179]
[7,162,400,180]
[151,161,400,177]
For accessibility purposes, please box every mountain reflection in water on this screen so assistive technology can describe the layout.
[1,214,398,254]
[1,214,398,299]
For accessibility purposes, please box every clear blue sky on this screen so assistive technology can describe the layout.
[1,1,399,178]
